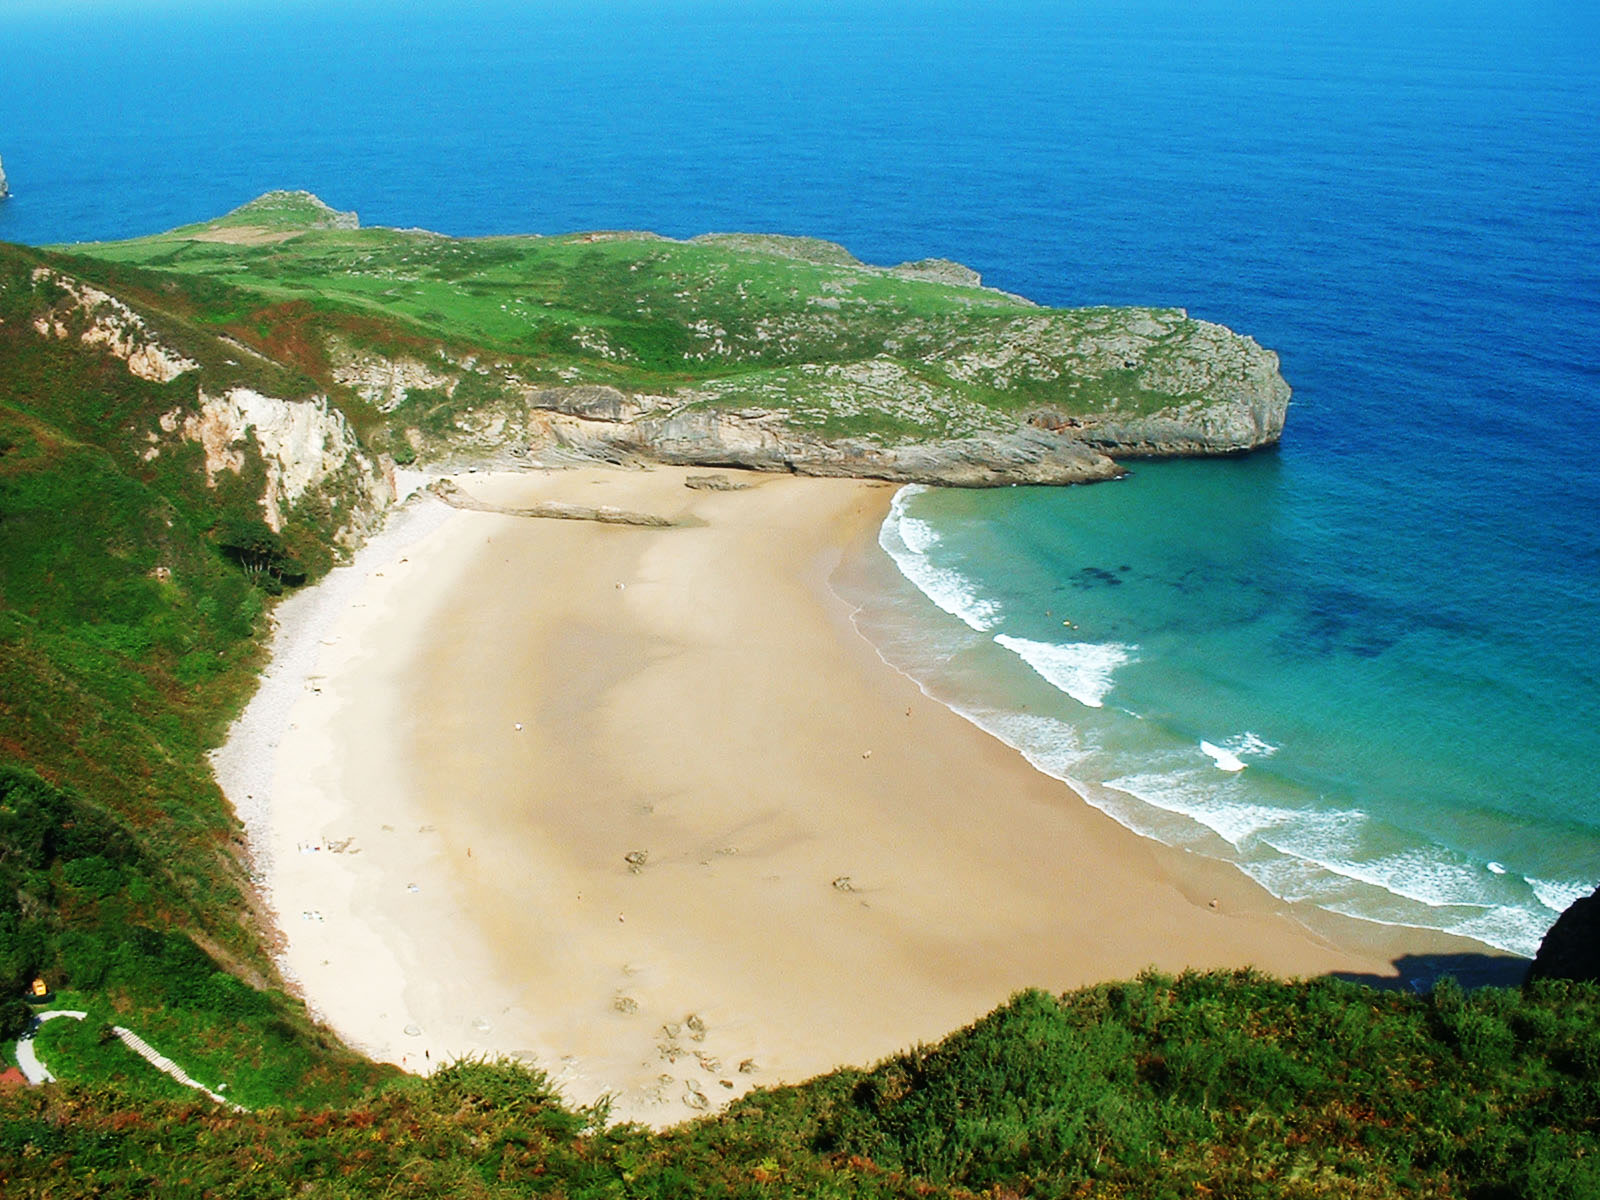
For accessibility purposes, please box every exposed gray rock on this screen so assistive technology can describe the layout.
[891,258,984,288]
[410,366,1289,487]
[684,473,751,491]
[1079,332,1291,456]
[509,400,1126,486]
[0,154,9,200]
[429,478,676,527]
[529,385,656,423]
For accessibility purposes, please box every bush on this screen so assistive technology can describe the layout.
[0,999,34,1041]
[213,517,305,590]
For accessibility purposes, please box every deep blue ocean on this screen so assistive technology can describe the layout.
[2,0,1595,956]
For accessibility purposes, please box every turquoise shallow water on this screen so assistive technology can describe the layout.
[1,0,1595,954]
[867,458,1599,958]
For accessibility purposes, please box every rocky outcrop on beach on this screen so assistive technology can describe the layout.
[511,393,1128,486]
[429,477,674,526]
[1526,883,1600,984]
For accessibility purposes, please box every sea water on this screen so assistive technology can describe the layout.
[1,0,1595,956]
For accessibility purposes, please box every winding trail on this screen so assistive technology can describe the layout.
[14,1011,245,1109]
[15,1010,86,1083]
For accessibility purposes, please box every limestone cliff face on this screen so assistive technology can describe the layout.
[327,340,465,410]
[1078,325,1290,456]
[146,388,395,540]
[29,267,200,382]
[510,398,1124,486]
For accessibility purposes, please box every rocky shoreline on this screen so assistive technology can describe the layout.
[389,365,1288,488]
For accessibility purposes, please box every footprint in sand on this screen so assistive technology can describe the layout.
[657,1035,685,1064]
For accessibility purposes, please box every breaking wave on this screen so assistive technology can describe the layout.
[879,486,1000,631]
[993,635,1135,709]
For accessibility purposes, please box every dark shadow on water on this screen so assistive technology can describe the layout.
[1329,952,1531,993]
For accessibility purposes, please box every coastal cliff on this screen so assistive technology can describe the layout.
[0,153,9,200]
[332,314,1287,486]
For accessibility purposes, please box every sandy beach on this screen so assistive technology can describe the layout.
[216,465,1504,1125]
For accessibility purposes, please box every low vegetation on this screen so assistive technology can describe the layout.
[4,973,1597,1197]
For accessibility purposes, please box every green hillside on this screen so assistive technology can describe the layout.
[0,238,389,1101]
[5,975,1597,1198]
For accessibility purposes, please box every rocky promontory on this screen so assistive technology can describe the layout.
[34,191,1291,493]
[0,154,9,200]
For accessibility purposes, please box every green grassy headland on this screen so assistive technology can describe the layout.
[58,191,1248,451]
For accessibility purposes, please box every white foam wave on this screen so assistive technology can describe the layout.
[1530,876,1592,914]
[993,634,1134,708]
[1200,740,1247,772]
[1226,731,1279,759]
[879,486,999,631]
[944,677,1551,957]
[859,500,1563,960]
[1269,843,1504,912]
[1201,731,1281,772]
[1450,906,1553,959]
[981,709,1095,779]
[1091,767,1554,953]
[1101,771,1291,849]
[1307,894,1547,959]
